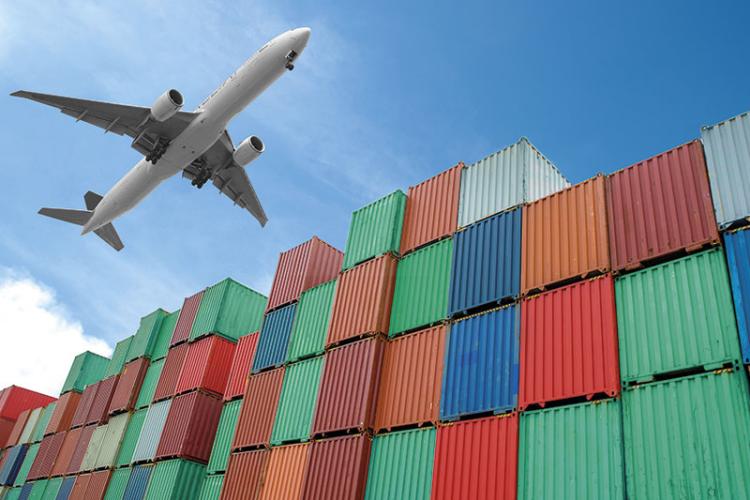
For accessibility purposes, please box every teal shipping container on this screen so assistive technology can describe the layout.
[151,310,180,361]
[198,474,223,500]
[127,309,169,362]
[61,351,109,394]
[207,399,242,474]
[342,190,406,270]
[104,467,132,500]
[365,427,436,500]
[106,336,134,377]
[286,280,336,362]
[271,355,324,445]
[144,459,205,500]
[134,359,164,409]
[189,278,267,342]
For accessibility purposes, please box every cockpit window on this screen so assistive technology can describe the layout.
[258,42,271,53]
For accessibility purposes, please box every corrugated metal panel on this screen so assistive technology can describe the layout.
[271,356,324,444]
[151,310,179,361]
[110,358,149,415]
[287,280,336,363]
[607,140,719,271]
[134,359,163,410]
[5,411,29,448]
[27,431,64,480]
[623,370,750,498]
[189,278,268,342]
[4,486,21,500]
[17,408,41,445]
[61,352,109,395]
[342,190,406,270]
[616,248,741,383]
[56,476,75,500]
[131,400,171,463]
[221,449,269,500]
[374,326,445,432]
[152,343,188,403]
[46,392,80,436]
[431,414,518,500]
[723,226,750,364]
[69,473,91,500]
[522,175,610,294]
[519,276,620,409]
[0,417,13,449]
[232,367,284,450]
[259,443,309,500]
[171,291,204,346]
[365,427,435,500]
[42,476,62,499]
[144,458,205,500]
[518,399,624,500]
[106,336,134,378]
[266,237,343,312]
[86,469,111,499]
[207,399,242,474]
[116,408,147,467]
[50,427,79,477]
[458,137,569,228]
[69,382,97,429]
[441,306,519,420]
[80,424,106,471]
[13,443,37,486]
[123,464,152,500]
[312,337,384,436]
[96,412,129,469]
[30,403,55,442]
[104,467,131,500]
[198,474,223,500]
[18,483,33,500]
[389,238,452,336]
[0,445,27,486]
[327,254,397,347]
[128,309,168,362]
[224,333,259,401]
[253,303,297,373]
[0,387,55,422]
[156,391,222,463]
[400,164,461,255]
[449,208,522,316]
[175,335,236,397]
[301,434,371,500]
[701,110,750,227]
[87,375,118,425]
[66,424,94,474]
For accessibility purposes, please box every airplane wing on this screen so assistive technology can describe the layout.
[182,131,268,227]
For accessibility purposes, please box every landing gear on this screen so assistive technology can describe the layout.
[190,158,211,189]
[146,138,170,164]
[285,50,297,71]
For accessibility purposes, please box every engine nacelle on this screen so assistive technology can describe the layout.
[150,89,183,122]
[233,135,265,166]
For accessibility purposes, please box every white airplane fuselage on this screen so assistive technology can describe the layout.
[81,27,311,234]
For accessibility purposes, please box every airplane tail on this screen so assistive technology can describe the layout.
[38,191,124,251]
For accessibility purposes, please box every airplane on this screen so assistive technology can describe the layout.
[11,27,312,251]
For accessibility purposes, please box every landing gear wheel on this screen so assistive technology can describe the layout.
[286,63,294,71]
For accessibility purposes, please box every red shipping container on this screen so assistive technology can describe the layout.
[221,449,269,500]
[232,367,285,450]
[28,431,65,480]
[86,375,118,425]
[224,333,259,401]
[266,237,343,312]
[69,473,91,500]
[66,424,95,474]
[152,343,189,403]
[51,427,81,477]
[301,434,372,500]
[312,337,385,437]
[519,275,620,410]
[431,414,518,500]
[87,469,112,499]
[109,358,149,415]
[171,290,204,346]
[400,163,461,254]
[607,140,719,272]
[46,391,81,435]
[70,383,98,429]
[4,409,30,447]
[0,417,14,447]
[0,386,55,421]
[156,391,223,463]
[175,335,236,397]
[326,254,398,347]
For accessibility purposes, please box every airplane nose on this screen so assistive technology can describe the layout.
[293,27,311,50]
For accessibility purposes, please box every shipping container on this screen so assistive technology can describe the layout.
[232,367,284,451]
[623,369,750,498]
[522,175,610,294]
[198,474,223,500]
[69,473,90,500]
[0,387,55,422]
[342,190,406,270]
[3,486,21,500]
[104,467,131,500]
[374,326,445,432]
[87,375,118,425]
[156,391,222,463]
[144,459,205,500]
[17,408,41,445]
[190,278,268,342]
[31,403,54,442]
[80,424,106,471]
[0,445,26,485]
[616,248,741,384]
[45,392,80,436]
[431,414,518,500]
[271,356,324,445]
[66,425,94,474]
[6,410,30,448]
[327,254,398,347]
[0,417,14,447]
[449,208,522,317]
[57,476,75,500]
[224,333,259,401]
[175,335,235,397]
[441,306,519,421]
[266,237,343,312]
[134,360,163,410]
[18,482,33,500]
[259,443,309,500]
[400,164,461,255]
[69,384,97,429]
[127,309,168,362]
[389,238,453,336]
[95,412,129,469]
[171,291,204,346]
[42,476,62,499]
[252,303,297,373]
[61,352,109,395]
[106,336,134,378]
[207,399,242,474]
[152,343,188,403]
[116,408,147,467]
[86,470,112,499]
[27,431,64,480]
[13,443,36,486]
[27,479,47,500]
[312,337,384,437]
[301,433,371,500]
[519,276,620,410]
[151,310,179,361]
[110,358,149,415]
[123,464,152,500]
[365,427,435,500]
[723,226,750,363]
[131,400,171,463]
[286,280,336,363]
[221,449,269,500]
[50,427,80,477]
[701,110,750,228]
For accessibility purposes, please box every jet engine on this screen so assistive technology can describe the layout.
[150,89,183,122]
[233,135,265,166]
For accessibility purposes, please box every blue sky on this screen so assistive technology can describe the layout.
[1,1,749,391]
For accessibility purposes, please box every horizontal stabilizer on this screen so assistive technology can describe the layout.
[38,207,92,226]
[94,223,124,251]
[84,191,103,211]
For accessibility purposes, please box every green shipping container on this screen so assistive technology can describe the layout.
[42,477,63,499]
[271,356,324,445]
[151,310,180,361]
[13,442,38,486]
[207,400,242,474]
[97,412,130,468]
[4,487,21,500]
[365,427,436,500]
[389,238,452,336]
[144,459,206,500]
[616,248,741,383]
[116,408,147,467]
[342,190,407,270]
[198,474,224,500]
[106,336,134,377]
[81,424,108,471]
[135,358,165,409]
[105,467,132,500]
[189,278,268,342]
[27,480,46,500]
[518,399,624,500]
[61,351,110,394]
[128,309,169,362]
[30,402,55,442]
[623,369,750,498]
[286,280,336,362]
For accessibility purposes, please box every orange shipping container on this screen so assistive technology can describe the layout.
[51,426,81,477]
[259,442,310,500]
[326,254,398,347]
[522,175,610,294]
[221,449,269,500]
[301,434,371,500]
[374,325,446,432]
[232,367,285,450]
[46,391,80,435]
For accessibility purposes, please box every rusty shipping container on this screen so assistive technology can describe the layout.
[221,449,269,500]
[259,443,310,500]
[156,391,223,463]
[170,290,204,346]
[522,175,610,294]
[519,275,620,410]
[232,367,284,450]
[45,391,80,435]
[69,384,97,429]
[66,424,94,474]
[607,140,718,272]
[175,335,236,397]
[266,236,343,312]
[301,434,372,500]
[50,426,80,477]
[312,337,385,437]
[374,325,445,432]
[224,332,259,401]
[109,358,149,415]
[327,254,398,347]
[86,375,118,425]
[400,163,461,255]
[152,343,188,403]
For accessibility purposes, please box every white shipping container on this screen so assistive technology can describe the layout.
[131,399,171,463]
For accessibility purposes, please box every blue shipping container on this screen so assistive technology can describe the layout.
[0,445,27,486]
[55,477,76,500]
[253,302,297,373]
[723,227,750,364]
[449,208,521,317]
[18,482,33,500]
[440,306,519,421]
[124,464,153,500]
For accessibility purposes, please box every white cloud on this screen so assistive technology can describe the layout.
[0,269,112,396]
